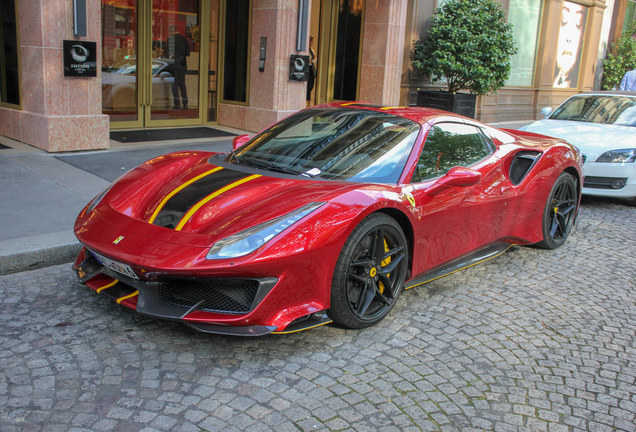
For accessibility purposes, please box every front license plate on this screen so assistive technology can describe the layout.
[91,250,139,280]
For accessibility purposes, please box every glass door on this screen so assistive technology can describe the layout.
[145,0,203,126]
[102,0,143,128]
[316,0,364,104]
[102,0,217,129]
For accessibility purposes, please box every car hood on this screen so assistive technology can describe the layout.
[522,119,636,161]
[103,154,360,241]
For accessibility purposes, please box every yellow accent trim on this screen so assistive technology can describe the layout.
[405,244,516,290]
[96,280,119,293]
[148,167,224,224]
[381,107,403,110]
[116,290,139,304]
[272,320,333,334]
[175,174,262,231]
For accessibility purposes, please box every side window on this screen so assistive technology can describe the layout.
[412,123,492,182]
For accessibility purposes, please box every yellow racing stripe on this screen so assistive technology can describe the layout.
[116,290,139,304]
[96,279,119,293]
[148,167,224,224]
[175,174,262,231]
[272,320,333,334]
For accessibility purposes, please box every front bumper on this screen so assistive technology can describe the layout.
[74,248,280,335]
[582,161,636,199]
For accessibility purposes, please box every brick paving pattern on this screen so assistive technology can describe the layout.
[1,197,635,432]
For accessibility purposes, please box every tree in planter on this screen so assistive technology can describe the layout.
[602,21,636,90]
[412,0,517,96]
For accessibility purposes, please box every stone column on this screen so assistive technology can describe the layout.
[359,0,408,106]
[218,0,307,133]
[0,0,109,152]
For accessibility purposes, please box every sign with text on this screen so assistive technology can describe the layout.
[63,40,97,77]
[289,55,309,82]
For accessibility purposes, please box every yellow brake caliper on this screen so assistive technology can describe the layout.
[378,239,391,294]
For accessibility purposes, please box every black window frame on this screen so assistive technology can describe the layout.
[411,122,494,183]
[0,0,20,108]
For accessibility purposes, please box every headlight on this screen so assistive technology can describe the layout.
[206,202,326,260]
[596,149,636,163]
[86,172,128,213]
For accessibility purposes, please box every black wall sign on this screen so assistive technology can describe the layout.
[63,40,97,77]
[289,55,309,81]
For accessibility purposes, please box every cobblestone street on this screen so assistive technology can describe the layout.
[1,198,635,432]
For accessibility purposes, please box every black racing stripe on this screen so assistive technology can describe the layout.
[153,169,250,229]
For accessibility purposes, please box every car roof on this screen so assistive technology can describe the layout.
[577,90,636,97]
[311,101,469,126]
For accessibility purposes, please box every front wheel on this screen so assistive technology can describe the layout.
[328,214,408,329]
[536,172,577,249]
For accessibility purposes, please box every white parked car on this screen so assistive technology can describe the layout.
[102,58,176,111]
[520,91,636,205]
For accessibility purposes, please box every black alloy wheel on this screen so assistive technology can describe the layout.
[537,172,577,249]
[328,213,408,328]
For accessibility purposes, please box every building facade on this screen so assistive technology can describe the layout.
[402,0,616,122]
[0,0,631,152]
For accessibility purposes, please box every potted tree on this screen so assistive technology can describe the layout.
[602,21,636,90]
[412,0,517,118]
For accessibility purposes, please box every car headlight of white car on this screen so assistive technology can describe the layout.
[596,149,636,163]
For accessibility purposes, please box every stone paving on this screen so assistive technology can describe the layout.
[1,197,635,432]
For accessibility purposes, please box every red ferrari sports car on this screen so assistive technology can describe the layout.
[73,103,582,335]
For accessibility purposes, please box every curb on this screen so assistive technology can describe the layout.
[0,242,81,276]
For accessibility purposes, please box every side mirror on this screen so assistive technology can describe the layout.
[232,134,251,150]
[540,107,553,119]
[159,71,171,79]
[425,167,482,196]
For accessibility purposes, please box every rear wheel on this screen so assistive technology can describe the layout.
[328,214,408,329]
[536,172,577,249]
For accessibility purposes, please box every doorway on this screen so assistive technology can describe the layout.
[312,0,364,105]
[101,0,219,129]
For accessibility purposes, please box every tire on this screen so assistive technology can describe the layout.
[536,172,578,249]
[328,213,408,329]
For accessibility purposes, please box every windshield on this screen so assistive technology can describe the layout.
[227,108,420,184]
[550,95,636,126]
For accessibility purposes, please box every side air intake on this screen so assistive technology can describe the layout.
[509,151,541,185]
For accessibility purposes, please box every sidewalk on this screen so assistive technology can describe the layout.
[0,120,533,275]
[0,127,243,275]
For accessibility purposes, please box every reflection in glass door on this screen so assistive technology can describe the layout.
[148,0,201,122]
[102,0,218,128]
[101,0,141,126]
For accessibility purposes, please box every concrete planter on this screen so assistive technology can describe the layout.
[416,91,477,119]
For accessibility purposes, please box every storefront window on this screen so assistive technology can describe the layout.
[505,0,542,87]
[553,1,588,89]
[0,0,20,107]
[623,0,636,33]
[222,0,249,103]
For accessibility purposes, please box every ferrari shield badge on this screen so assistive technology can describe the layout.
[113,236,125,245]
[405,193,416,208]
